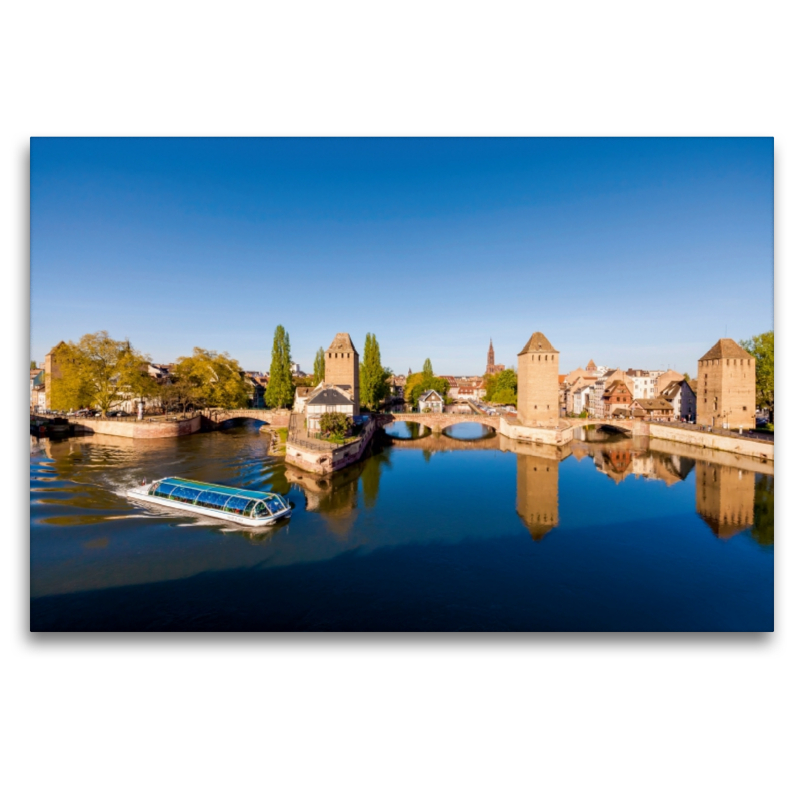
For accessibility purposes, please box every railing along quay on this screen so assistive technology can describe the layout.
[33,411,199,423]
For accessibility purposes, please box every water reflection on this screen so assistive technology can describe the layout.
[695,462,755,539]
[442,422,496,441]
[30,423,773,630]
[516,453,561,540]
[383,421,430,440]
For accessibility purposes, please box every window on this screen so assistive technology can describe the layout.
[743,406,747,411]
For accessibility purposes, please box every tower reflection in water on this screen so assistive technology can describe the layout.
[284,429,770,547]
[695,462,755,539]
[515,451,562,540]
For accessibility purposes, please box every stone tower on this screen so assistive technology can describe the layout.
[516,453,559,540]
[695,461,755,539]
[324,333,360,412]
[487,339,495,374]
[696,338,755,429]
[517,331,560,426]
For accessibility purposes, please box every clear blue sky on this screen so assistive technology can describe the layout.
[31,137,773,376]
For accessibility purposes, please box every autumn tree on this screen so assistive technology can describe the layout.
[265,324,294,409]
[49,332,154,416]
[313,347,326,385]
[739,330,774,421]
[359,332,392,411]
[173,348,250,410]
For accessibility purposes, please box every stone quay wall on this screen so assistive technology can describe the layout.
[648,423,773,461]
[286,418,378,475]
[70,415,202,439]
[498,416,574,446]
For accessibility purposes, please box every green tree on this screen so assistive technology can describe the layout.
[313,347,326,385]
[49,332,154,416]
[484,368,517,405]
[683,372,692,383]
[359,332,392,411]
[422,358,433,379]
[319,411,351,438]
[30,360,37,370]
[173,348,250,410]
[739,330,774,420]
[265,324,294,409]
[405,371,451,408]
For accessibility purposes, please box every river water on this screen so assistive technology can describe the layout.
[30,421,773,631]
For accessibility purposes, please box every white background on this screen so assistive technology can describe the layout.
[3,2,796,798]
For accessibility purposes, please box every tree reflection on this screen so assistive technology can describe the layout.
[749,474,774,547]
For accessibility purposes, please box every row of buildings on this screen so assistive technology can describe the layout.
[560,362,696,422]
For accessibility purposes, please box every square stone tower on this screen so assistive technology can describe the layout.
[696,338,755,428]
[324,333,360,412]
[517,331,560,426]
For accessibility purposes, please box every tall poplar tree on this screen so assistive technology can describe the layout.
[422,358,433,379]
[313,347,326,385]
[359,332,392,411]
[265,324,294,408]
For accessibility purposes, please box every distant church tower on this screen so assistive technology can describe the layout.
[696,338,755,429]
[486,339,505,376]
[517,331,560,425]
[324,333,360,412]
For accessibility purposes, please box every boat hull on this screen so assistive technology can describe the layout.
[127,488,291,527]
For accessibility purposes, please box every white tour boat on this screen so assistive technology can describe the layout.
[128,477,292,527]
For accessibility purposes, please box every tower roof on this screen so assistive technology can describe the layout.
[518,332,558,356]
[586,359,597,370]
[326,333,358,354]
[699,338,751,361]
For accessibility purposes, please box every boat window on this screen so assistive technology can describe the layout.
[224,496,252,515]
[244,500,257,516]
[253,502,269,518]
[148,482,161,496]
[169,485,203,503]
[266,496,285,513]
[195,491,231,510]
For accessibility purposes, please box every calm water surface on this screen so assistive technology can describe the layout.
[30,421,773,631]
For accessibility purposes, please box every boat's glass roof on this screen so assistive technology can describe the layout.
[156,477,281,501]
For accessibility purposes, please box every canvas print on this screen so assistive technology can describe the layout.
[29,138,774,631]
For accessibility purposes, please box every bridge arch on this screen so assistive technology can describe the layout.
[568,418,637,436]
[377,412,501,433]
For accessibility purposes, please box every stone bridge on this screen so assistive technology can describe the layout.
[376,412,501,434]
[386,431,501,452]
[566,417,649,436]
[202,408,291,427]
